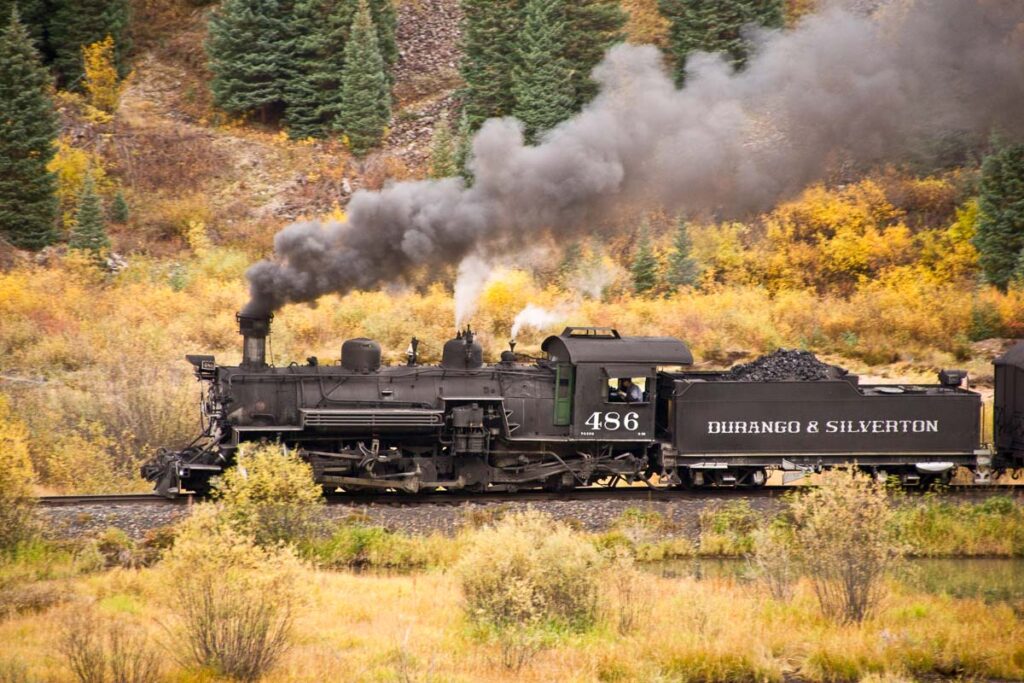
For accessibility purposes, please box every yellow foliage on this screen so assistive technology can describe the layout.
[46,139,109,228]
[0,396,35,493]
[41,422,125,494]
[184,219,212,257]
[757,179,948,291]
[82,36,121,118]
[322,203,348,223]
[478,269,544,336]
[621,0,671,47]
[144,192,213,241]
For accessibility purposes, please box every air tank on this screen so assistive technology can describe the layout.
[341,338,382,372]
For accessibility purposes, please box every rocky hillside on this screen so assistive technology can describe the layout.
[56,0,469,258]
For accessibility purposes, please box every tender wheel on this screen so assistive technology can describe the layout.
[744,468,768,488]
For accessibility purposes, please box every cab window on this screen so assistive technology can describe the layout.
[606,376,649,404]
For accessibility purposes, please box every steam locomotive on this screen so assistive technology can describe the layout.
[141,313,1024,496]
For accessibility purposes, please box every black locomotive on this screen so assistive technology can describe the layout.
[142,312,1024,496]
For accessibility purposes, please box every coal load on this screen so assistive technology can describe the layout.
[726,349,844,382]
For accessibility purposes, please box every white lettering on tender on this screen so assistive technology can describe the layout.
[706,418,939,435]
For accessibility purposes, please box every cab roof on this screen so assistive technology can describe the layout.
[541,327,693,365]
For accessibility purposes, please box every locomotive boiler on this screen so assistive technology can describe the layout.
[142,312,1024,496]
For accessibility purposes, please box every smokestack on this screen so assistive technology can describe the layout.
[237,312,272,368]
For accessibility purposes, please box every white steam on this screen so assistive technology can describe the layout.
[453,253,491,329]
[511,304,566,339]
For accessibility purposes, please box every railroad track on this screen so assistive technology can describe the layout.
[38,493,194,507]
[37,484,1020,508]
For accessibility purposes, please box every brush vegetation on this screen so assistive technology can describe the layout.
[1,491,1023,682]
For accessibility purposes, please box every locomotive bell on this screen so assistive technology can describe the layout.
[441,327,483,369]
[341,338,382,373]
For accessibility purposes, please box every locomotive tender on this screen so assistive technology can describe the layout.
[142,312,1024,496]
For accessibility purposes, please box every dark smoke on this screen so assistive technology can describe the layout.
[244,0,1024,316]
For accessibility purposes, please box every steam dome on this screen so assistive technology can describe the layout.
[341,338,381,372]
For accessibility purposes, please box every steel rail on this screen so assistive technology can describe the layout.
[36,484,1020,508]
[38,493,194,507]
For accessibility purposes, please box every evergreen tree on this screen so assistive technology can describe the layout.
[69,171,109,254]
[370,0,397,77]
[975,143,1024,292]
[283,0,333,138]
[658,0,783,86]
[511,0,575,142]
[454,110,474,184]
[459,0,523,129]
[428,113,457,179]
[109,189,129,223]
[284,0,397,139]
[336,0,390,156]
[207,0,294,120]
[0,0,47,49]
[630,221,658,294]
[666,217,699,289]
[0,8,58,251]
[563,0,625,108]
[48,0,131,87]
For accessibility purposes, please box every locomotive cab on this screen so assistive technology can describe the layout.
[541,328,693,441]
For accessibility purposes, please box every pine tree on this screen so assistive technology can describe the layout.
[207,0,294,120]
[0,8,58,251]
[666,217,699,289]
[428,113,457,179]
[336,0,390,156]
[69,171,109,254]
[630,221,659,294]
[321,0,397,77]
[0,0,47,48]
[563,0,626,108]
[658,0,783,86]
[284,0,397,138]
[460,0,523,129]
[975,143,1024,292]
[454,110,474,184]
[283,0,333,138]
[48,0,131,87]
[109,190,129,223]
[511,0,576,142]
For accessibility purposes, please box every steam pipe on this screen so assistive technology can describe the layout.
[237,312,273,368]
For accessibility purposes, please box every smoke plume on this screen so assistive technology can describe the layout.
[244,0,1024,316]
[453,253,491,328]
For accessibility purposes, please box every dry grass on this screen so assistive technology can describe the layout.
[1,565,1022,682]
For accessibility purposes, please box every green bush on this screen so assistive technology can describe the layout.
[161,505,304,681]
[302,524,457,570]
[214,443,323,546]
[59,608,161,683]
[0,397,38,553]
[790,469,899,623]
[891,494,1024,557]
[455,509,604,631]
[698,500,760,556]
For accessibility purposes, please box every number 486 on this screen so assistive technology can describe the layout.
[585,411,639,431]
